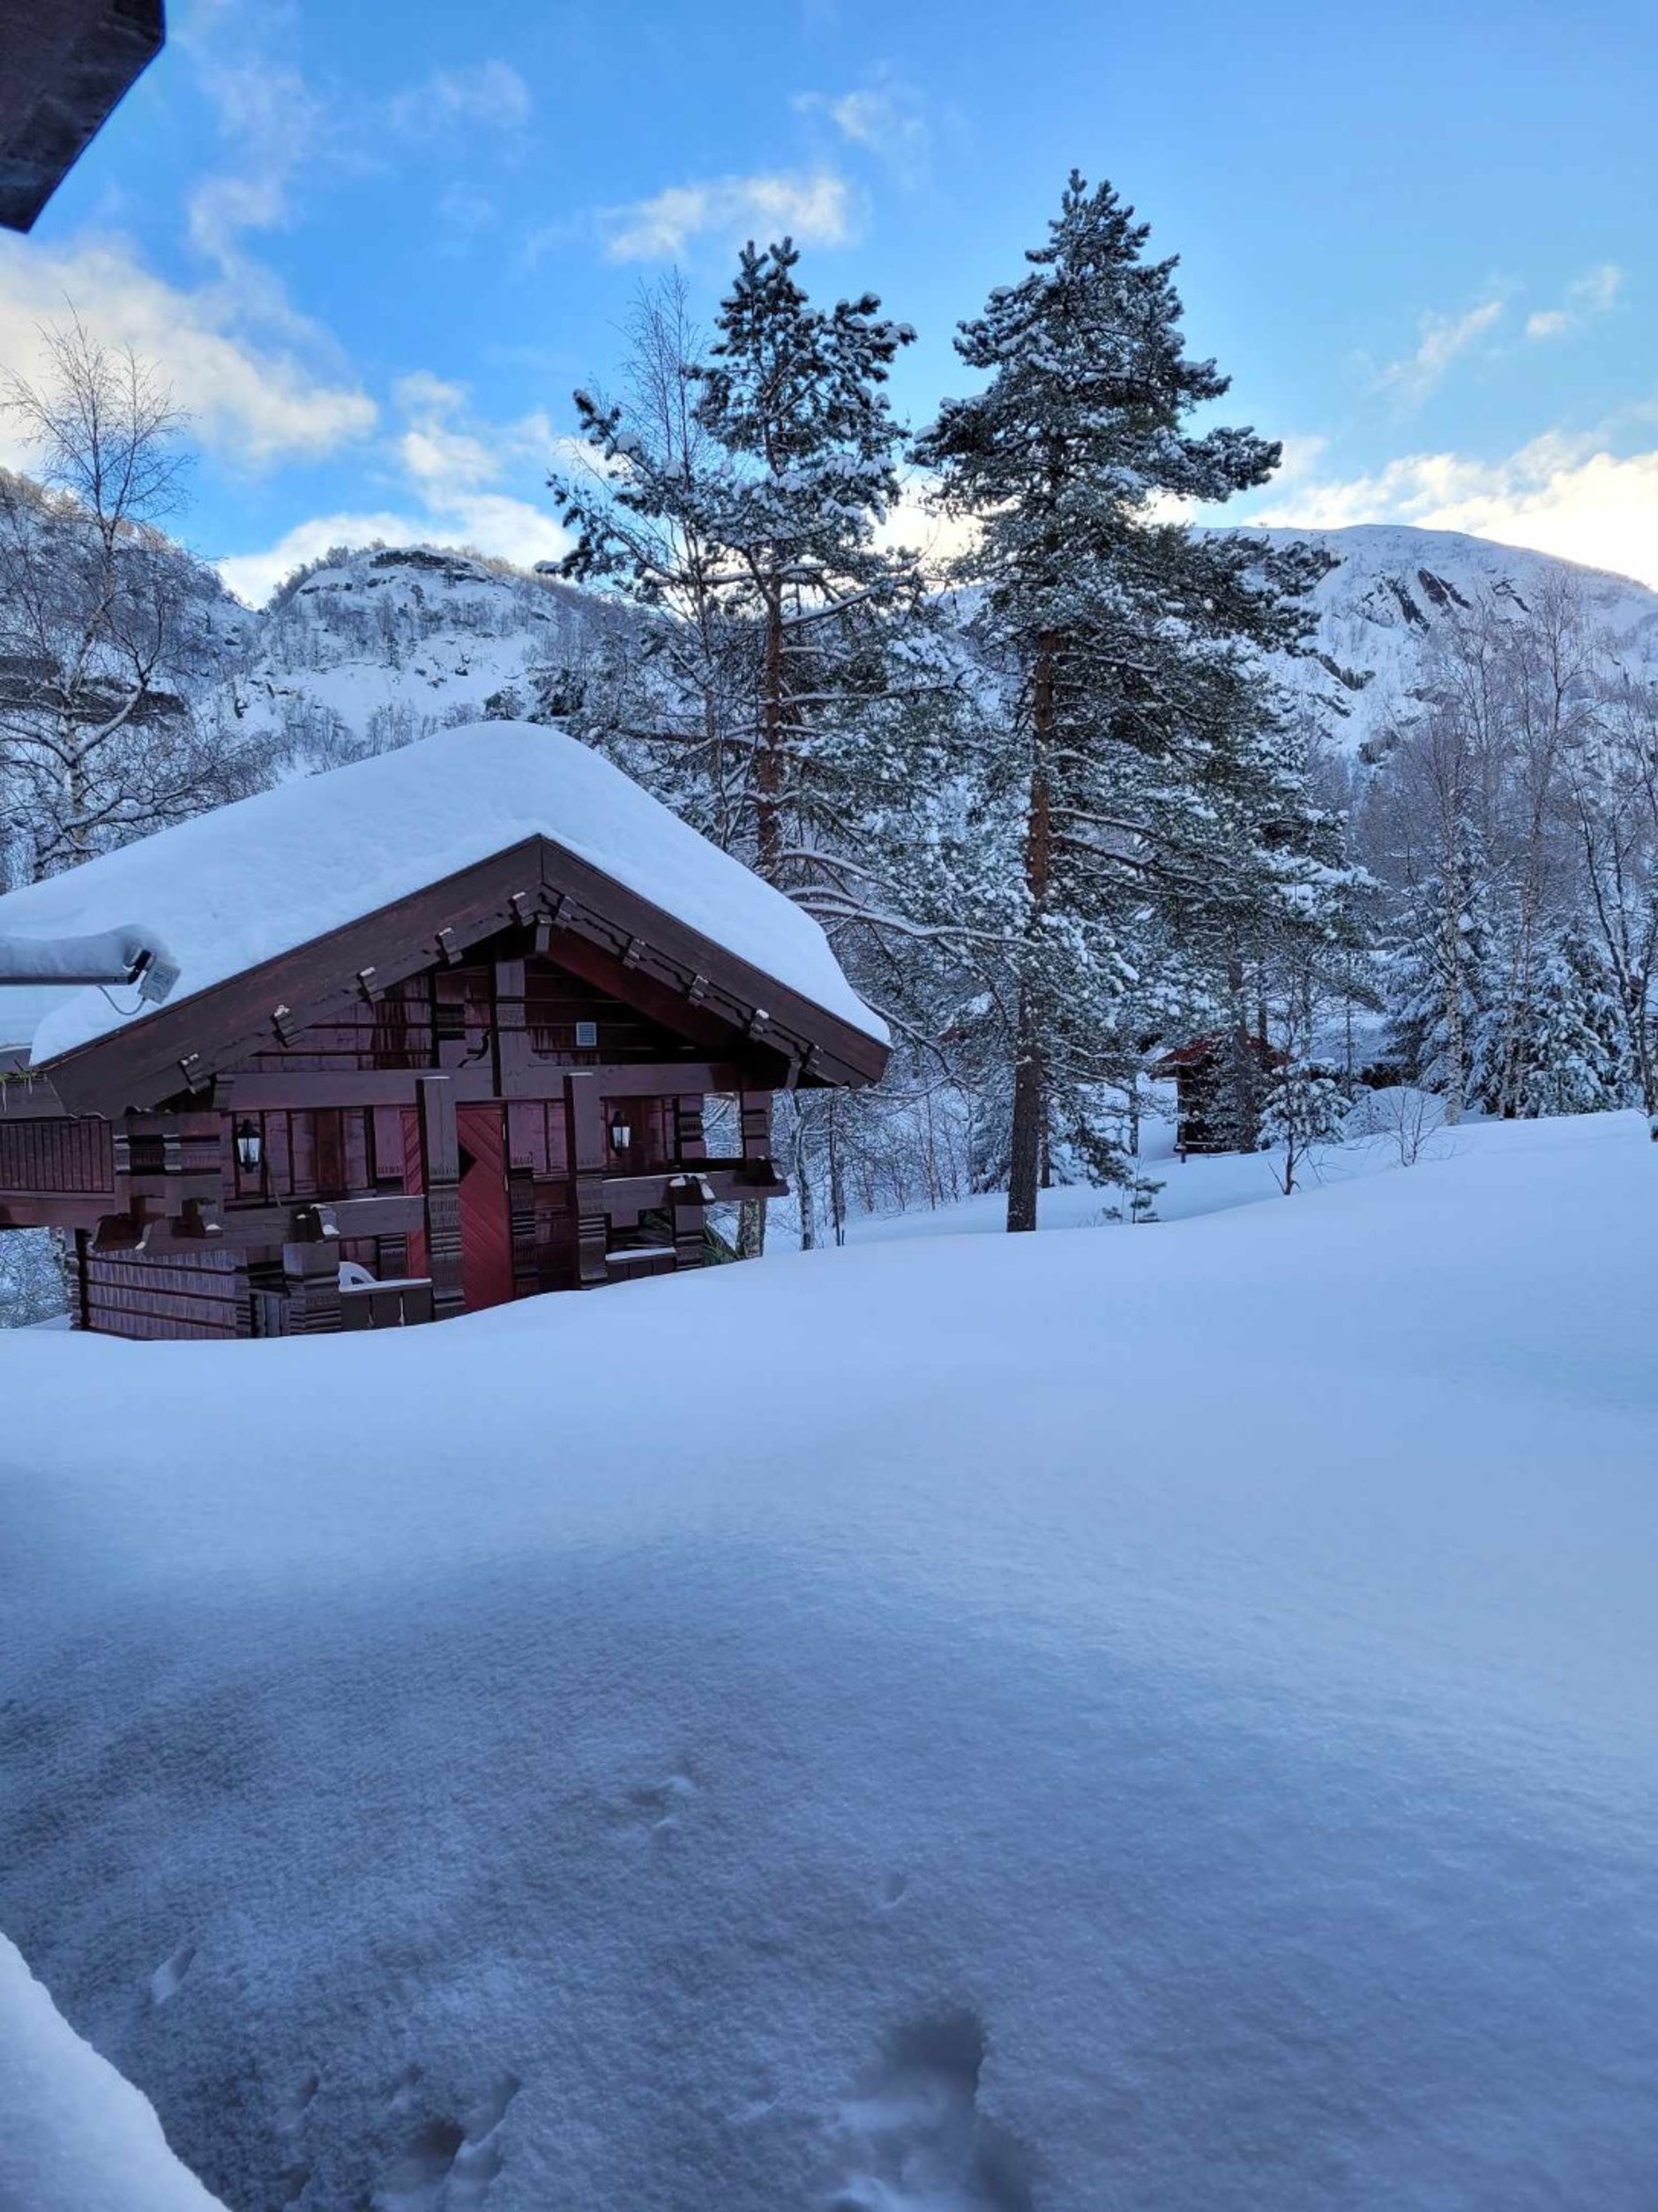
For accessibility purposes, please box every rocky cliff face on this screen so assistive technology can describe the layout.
[1257,524,1658,759]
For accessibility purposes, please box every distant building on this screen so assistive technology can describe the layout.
[0,0,164,233]
[1150,1034,1283,1158]
[0,725,888,1338]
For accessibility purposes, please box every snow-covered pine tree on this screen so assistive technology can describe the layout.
[552,251,966,1252]
[916,173,1338,1230]
[1514,919,1625,1116]
[1386,812,1501,1119]
[1259,1056,1348,1192]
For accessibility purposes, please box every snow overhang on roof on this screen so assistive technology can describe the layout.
[0,722,888,1080]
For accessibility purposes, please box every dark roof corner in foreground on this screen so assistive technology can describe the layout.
[0,0,164,234]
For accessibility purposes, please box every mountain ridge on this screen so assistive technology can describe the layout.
[208,523,1658,769]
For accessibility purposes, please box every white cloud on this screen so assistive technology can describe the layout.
[214,377,573,605]
[437,183,498,245]
[1527,262,1624,341]
[795,82,931,184]
[601,169,855,261]
[386,60,534,138]
[1378,296,1505,400]
[1245,429,1658,590]
[874,470,981,580]
[215,511,430,607]
[187,55,321,275]
[0,235,377,469]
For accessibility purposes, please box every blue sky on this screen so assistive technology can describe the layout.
[3,0,1654,600]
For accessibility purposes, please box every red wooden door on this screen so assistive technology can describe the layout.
[456,1104,513,1312]
[400,1104,514,1312]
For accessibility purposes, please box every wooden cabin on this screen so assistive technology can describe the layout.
[0,0,164,233]
[0,724,888,1339]
[1149,1033,1283,1158]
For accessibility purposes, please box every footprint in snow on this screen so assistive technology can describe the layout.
[627,1770,698,1847]
[148,1941,196,2005]
[830,2008,1034,2212]
[371,2068,522,2209]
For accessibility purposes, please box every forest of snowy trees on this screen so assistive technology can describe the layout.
[541,174,1658,1236]
[4,174,1657,1306]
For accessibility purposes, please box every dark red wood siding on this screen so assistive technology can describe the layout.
[0,1117,114,1192]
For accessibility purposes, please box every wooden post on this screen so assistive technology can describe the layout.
[417,1072,464,1319]
[281,1240,341,1334]
[493,956,529,1093]
[668,1096,706,1270]
[507,1163,538,1299]
[65,1229,90,1331]
[736,1090,773,1261]
[565,1070,609,1287]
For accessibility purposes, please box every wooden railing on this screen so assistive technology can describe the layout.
[339,1278,436,1331]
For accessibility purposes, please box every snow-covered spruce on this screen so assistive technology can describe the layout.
[915,173,1351,1228]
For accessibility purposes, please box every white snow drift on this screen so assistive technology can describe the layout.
[0,1934,226,2211]
[1,1113,1655,2207]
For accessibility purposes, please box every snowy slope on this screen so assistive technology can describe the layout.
[0,720,886,1063]
[222,545,617,765]
[2,1111,1655,2208]
[207,527,1658,775]
[1259,523,1658,758]
[0,1934,225,2211]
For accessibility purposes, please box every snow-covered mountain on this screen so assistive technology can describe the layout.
[209,527,1658,770]
[215,545,623,766]
[1261,524,1658,759]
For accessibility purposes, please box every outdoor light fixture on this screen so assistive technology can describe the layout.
[609,1110,633,1155]
[234,1118,264,1174]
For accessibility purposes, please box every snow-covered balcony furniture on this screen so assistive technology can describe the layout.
[0,723,887,1339]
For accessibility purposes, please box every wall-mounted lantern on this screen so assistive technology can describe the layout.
[234,1117,264,1173]
[608,1110,633,1155]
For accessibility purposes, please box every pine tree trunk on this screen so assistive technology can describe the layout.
[1008,638,1056,1235]
[791,1095,818,1251]
[743,588,784,1260]
[827,1093,848,1246]
[1008,990,1044,1234]
[756,586,785,883]
[1226,948,1258,1150]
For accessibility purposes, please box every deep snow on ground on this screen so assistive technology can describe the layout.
[2,1112,1657,2208]
[834,1110,1412,1245]
[0,1935,227,2211]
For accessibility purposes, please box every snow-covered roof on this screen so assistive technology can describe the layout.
[0,723,886,1065]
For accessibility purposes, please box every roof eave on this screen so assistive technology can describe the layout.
[32,833,888,1115]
